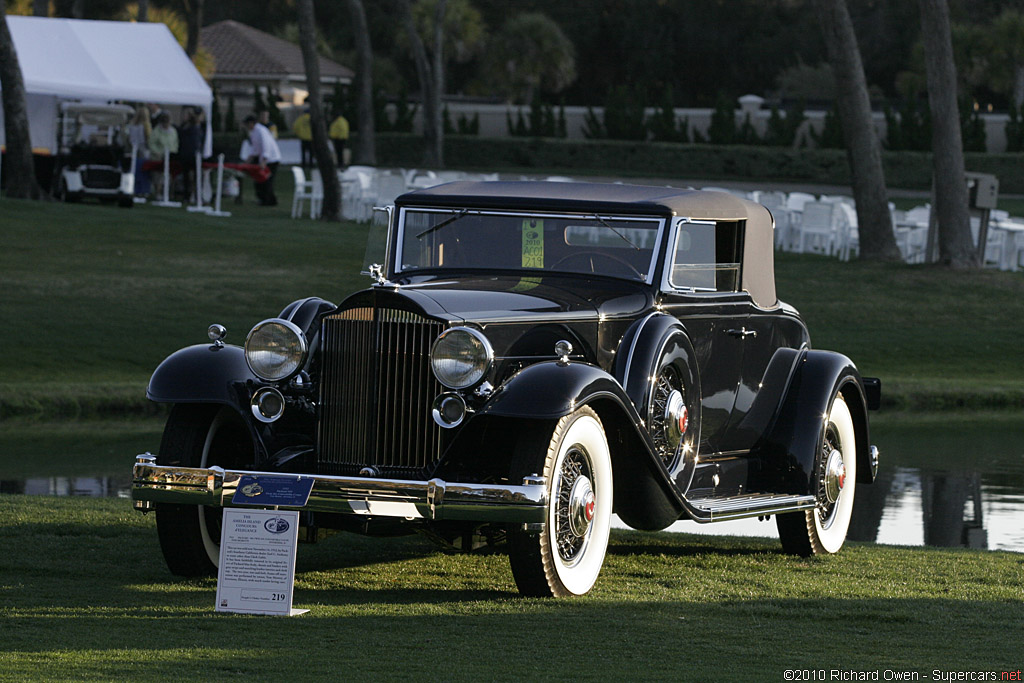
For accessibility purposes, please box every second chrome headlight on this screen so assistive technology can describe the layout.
[430,327,493,390]
[245,318,308,382]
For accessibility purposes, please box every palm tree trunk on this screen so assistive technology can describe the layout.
[400,0,445,167]
[296,0,341,221]
[1,4,45,200]
[813,0,901,262]
[347,0,376,165]
[137,0,148,22]
[184,0,203,59]
[918,0,977,268]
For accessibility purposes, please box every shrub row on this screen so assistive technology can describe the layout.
[211,131,1024,194]
[372,133,1024,194]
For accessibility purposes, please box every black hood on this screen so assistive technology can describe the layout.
[391,274,651,324]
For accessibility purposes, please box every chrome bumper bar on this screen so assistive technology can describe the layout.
[130,454,547,523]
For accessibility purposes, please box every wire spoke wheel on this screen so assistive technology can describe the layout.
[508,406,612,597]
[777,393,857,556]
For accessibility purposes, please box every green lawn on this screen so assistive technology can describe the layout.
[0,496,1020,681]
[1,185,1023,416]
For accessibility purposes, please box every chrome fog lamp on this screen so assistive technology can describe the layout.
[245,318,308,382]
[432,392,468,428]
[430,327,493,390]
[251,387,286,423]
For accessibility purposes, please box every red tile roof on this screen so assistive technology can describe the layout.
[200,20,353,82]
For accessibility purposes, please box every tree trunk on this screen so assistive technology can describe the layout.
[1014,64,1024,110]
[71,0,84,19]
[400,0,445,167]
[1,4,45,200]
[428,0,446,167]
[137,0,148,22]
[918,0,977,268]
[813,0,901,262]
[296,0,341,221]
[184,0,203,59]
[347,0,376,165]
[32,0,46,16]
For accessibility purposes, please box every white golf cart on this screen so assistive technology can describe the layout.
[54,103,135,208]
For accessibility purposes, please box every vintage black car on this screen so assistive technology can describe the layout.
[132,181,880,597]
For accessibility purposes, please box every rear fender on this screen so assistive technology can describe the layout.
[481,361,685,530]
[752,350,874,494]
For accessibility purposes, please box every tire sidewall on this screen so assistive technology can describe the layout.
[545,410,613,595]
[813,394,857,553]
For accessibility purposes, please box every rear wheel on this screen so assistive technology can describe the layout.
[154,405,253,577]
[777,393,857,556]
[507,407,613,597]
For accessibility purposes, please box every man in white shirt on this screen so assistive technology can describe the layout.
[243,114,282,206]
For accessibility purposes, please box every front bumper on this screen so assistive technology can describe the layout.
[131,454,547,523]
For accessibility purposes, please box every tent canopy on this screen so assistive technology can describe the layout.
[3,16,211,107]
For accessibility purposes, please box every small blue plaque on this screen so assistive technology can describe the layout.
[232,475,315,507]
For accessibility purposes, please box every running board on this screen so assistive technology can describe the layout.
[683,493,816,523]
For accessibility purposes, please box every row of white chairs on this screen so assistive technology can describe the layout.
[291,166,499,221]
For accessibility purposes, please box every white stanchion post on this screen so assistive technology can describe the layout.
[207,154,232,217]
[151,148,181,208]
[129,143,144,204]
[187,151,212,213]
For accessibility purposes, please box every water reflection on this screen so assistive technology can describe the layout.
[2,415,1022,552]
[1,476,130,498]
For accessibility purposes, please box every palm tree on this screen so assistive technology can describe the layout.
[918,0,977,268]
[813,0,901,261]
[296,0,341,220]
[348,0,376,166]
[398,0,447,167]
[1,2,45,200]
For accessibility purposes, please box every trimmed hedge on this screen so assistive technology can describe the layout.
[212,131,1024,194]
[368,132,1024,194]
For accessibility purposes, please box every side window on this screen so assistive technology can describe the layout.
[670,220,743,292]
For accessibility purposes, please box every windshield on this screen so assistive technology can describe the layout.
[396,208,664,283]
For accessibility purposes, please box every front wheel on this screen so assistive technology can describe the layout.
[777,393,857,556]
[507,407,613,597]
[154,405,254,577]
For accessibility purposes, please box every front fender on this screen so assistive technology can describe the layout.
[481,361,686,530]
[752,349,873,495]
[147,343,257,411]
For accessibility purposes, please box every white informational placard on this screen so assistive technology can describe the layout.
[215,508,308,616]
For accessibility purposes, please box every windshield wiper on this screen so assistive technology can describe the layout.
[592,214,641,250]
[416,209,469,239]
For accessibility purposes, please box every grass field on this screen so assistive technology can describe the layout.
[0,496,1021,681]
[2,184,1023,416]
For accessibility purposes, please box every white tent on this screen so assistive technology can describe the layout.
[1,16,212,155]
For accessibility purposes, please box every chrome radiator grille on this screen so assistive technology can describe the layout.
[317,307,446,475]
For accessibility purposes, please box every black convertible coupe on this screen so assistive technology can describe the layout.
[132,181,880,597]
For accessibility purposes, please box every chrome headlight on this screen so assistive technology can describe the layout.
[245,318,308,382]
[430,327,493,390]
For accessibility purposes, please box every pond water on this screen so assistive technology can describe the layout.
[1,414,1022,553]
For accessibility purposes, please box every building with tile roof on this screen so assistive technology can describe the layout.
[200,19,353,121]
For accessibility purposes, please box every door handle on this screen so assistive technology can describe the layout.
[726,327,757,339]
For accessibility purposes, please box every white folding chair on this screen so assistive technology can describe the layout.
[290,166,315,219]
[795,201,838,255]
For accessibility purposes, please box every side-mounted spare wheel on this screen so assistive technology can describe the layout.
[154,404,254,577]
[776,393,858,556]
[507,406,613,597]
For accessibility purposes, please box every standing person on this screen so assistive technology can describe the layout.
[244,114,281,207]
[128,105,151,198]
[178,108,204,202]
[291,106,313,168]
[258,109,278,139]
[329,112,350,167]
[148,112,179,198]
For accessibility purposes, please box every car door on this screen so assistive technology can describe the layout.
[660,218,749,455]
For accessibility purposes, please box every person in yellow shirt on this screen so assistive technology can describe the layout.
[329,113,350,167]
[291,108,312,168]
